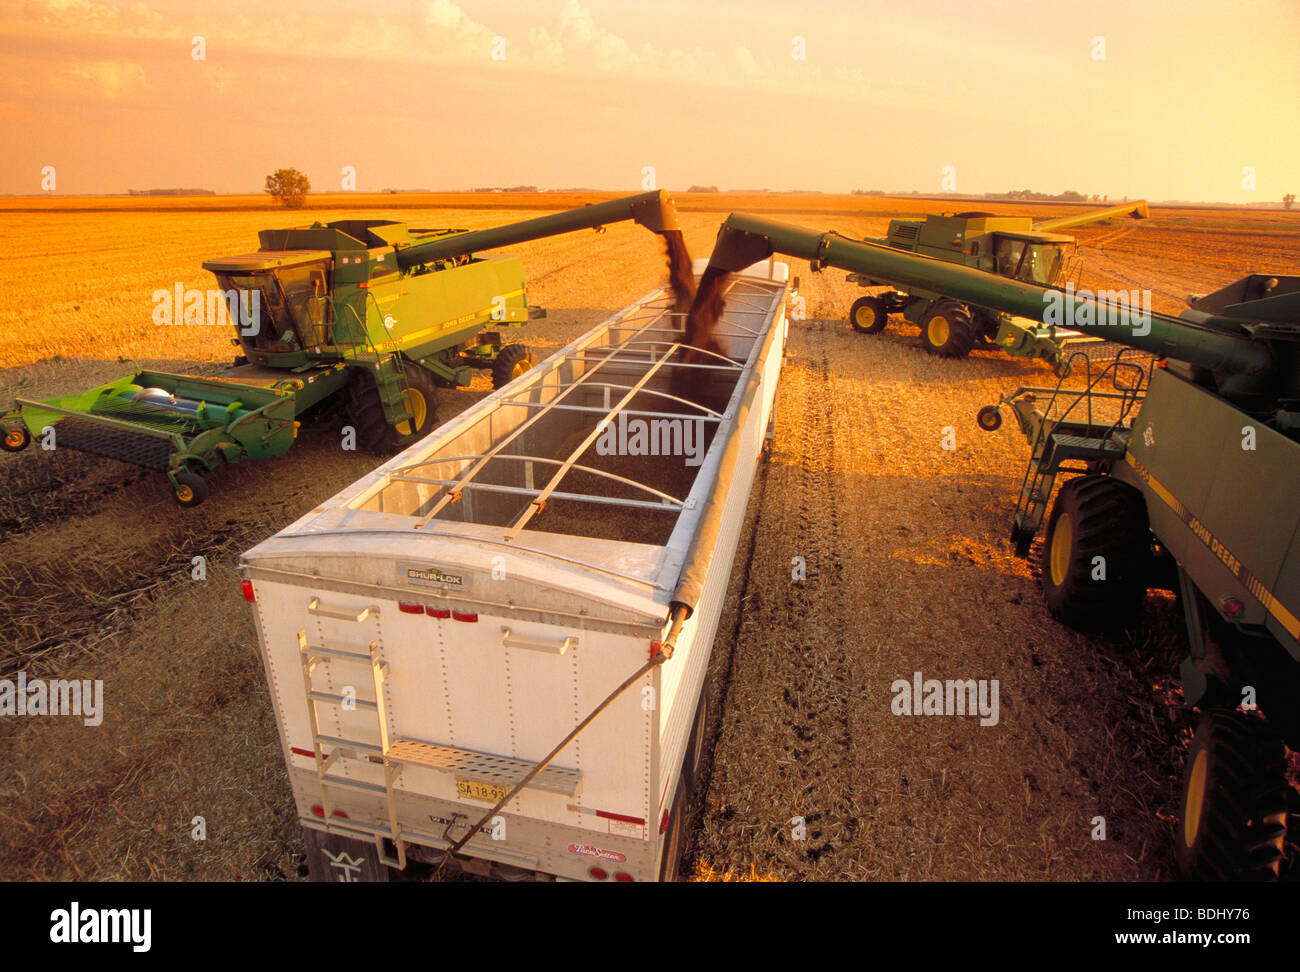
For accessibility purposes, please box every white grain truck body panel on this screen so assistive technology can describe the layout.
[241,260,788,881]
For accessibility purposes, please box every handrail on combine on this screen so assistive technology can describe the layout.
[976,347,1153,554]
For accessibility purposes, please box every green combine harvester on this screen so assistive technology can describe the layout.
[699,211,1299,881]
[0,191,684,506]
[845,201,1148,367]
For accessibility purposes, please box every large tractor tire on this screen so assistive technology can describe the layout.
[1039,474,1150,630]
[918,300,976,358]
[849,295,888,334]
[1176,709,1288,881]
[344,362,438,454]
[491,344,534,390]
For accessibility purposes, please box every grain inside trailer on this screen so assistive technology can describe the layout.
[239,258,789,881]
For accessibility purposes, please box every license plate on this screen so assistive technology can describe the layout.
[456,778,509,804]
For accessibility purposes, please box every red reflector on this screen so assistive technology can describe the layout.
[311,804,325,818]
[588,867,608,881]
[290,747,316,759]
[332,810,349,819]
[241,579,256,602]
[614,872,634,883]
[452,610,478,623]
[1222,597,1245,619]
[595,810,646,826]
[660,810,669,834]
[428,608,451,619]
[398,602,426,614]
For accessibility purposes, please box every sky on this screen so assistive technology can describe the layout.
[1,0,1297,202]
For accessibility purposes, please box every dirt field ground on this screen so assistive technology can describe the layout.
[1,193,1297,880]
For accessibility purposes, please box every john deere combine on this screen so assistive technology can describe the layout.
[845,201,1148,367]
[0,190,685,506]
[697,212,1299,881]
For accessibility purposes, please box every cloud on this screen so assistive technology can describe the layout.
[0,0,950,110]
[56,59,147,99]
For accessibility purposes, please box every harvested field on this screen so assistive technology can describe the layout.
[1,193,1298,881]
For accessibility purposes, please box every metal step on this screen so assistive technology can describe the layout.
[386,739,581,796]
[308,689,378,711]
[316,734,383,755]
[320,774,388,795]
[1051,433,1125,456]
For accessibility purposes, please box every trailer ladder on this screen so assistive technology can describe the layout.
[296,629,407,868]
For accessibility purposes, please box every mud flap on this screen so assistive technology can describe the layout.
[301,826,394,883]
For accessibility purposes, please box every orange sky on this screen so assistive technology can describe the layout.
[1,0,1297,202]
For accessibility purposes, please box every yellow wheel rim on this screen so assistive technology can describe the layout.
[1184,749,1207,848]
[396,389,427,436]
[176,484,194,503]
[1049,512,1073,587]
[4,429,22,448]
[928,315,950,347]
[511,358,532,379]
[855,305,873,328]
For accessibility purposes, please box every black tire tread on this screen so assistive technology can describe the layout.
[1039,475,1150,630]
[919,300,976,358]
[1177,710,1288,881]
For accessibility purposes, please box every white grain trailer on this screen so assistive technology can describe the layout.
[240,259,789,881]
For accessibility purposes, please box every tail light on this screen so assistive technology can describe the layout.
[614,872,634,882]
[588,867,608,881]
[398,602,426,614]
[241,579,256,603]
[428,608,451,619]
[452,610,478,623]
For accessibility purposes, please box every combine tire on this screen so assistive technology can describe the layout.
[849,296,888,334]
[172,471,209,508]
[1176,709,1288,881]
[2,426,32,452]
[491,344,534,389]
[344,363,438,453]
[918,301,976,357]
[1039,474,1150,630]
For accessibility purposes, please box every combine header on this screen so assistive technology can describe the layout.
[846,201,1149,367]
[697,211,1300,882]
[1,191,688,507]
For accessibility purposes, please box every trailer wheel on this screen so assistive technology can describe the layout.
[848,296,888,334]
[2,426,31,452]
[918,301,975,358]
[975,405,1002,432]
[172,471,209,508]
[491,344,534,389]
[1039,475,1150,630]
[1176,709,1288,881]
[659,772,688,882]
